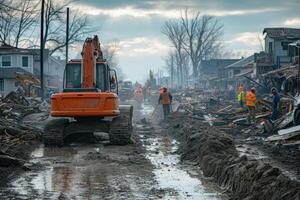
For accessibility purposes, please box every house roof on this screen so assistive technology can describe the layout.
[225,55,254,69]
[263,28,300,39]
[202,59,241,75]
[0,43,49,56]
[235,69,253,78]
[0,67,33,79]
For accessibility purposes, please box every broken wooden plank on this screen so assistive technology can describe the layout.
[216,105,232,113]
[276,112,294,129]
[278,125,300,135]
[265,125,300,142]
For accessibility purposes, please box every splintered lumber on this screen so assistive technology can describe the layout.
[265,125,300,142]
[216,105,232,113]
[258,99,272,108]
[276,112,293,129]
[278,125,300,135]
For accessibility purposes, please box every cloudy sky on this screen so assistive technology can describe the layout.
[70,0,300,83]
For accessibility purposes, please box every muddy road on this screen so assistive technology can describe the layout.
[0,103,227,200]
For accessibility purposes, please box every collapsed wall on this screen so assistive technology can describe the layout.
[166,113,300,200]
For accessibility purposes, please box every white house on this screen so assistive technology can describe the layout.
[0,44,66,97]
[0,44,34,97]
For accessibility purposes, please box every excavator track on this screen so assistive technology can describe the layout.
[43,105,133,146]
[109,105,134,145]
[43,118,69,147]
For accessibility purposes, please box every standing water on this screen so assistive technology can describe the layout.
[139,103,227,199]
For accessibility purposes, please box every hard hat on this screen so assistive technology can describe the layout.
[239,87,244,92]
[251,87,256,91]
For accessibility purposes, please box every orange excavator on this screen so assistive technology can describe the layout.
[43,35,133,146]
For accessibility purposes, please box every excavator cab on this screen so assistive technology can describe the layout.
[43,35,133,146]
[64,61,117,93]
[50,60,120,117]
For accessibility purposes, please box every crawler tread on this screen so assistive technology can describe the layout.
[109,105,134,145]
[43,118,69,147]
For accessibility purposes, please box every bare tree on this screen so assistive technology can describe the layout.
[42,0,95,55]
[102,40,125,80]
[180,9,223,84]
[13,0,39,47]
[164,51,177,88]
[162,20,185,87]
[0,0,16,45]
[0,0,38,47]
[102,39,120,67]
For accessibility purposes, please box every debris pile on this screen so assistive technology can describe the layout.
[166,112,300,200]
[0,91,46,185]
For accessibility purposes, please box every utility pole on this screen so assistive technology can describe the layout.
[66,7,69,64]
[40,0,44,100]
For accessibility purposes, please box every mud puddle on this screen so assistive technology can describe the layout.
[0,142,158,200]
[138,103,227,199]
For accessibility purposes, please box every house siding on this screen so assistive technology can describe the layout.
[0,54,34,74]
[0,78,16,97]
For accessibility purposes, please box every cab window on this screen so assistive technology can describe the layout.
[65,64,81,88]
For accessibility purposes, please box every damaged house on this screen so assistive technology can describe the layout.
[263,27,300,67]
[201,59,240,90]
[0,44,65,97]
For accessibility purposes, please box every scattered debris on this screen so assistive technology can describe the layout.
[0,91,45,185]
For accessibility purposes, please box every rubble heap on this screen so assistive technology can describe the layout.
[166,112,300,200]
[0,91,45,185]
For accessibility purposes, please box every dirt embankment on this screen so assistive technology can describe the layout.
[165,112,300,200]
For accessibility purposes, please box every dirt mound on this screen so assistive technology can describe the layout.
[166,113,300,200]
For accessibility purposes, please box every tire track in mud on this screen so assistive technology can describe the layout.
[136,103,228,200]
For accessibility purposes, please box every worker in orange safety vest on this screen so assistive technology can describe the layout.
[245,87,257,124]
[158,87,173,119]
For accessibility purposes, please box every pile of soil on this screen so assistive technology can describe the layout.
[165,112,300,200]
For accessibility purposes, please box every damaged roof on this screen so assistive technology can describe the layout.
[225,55,254,69]
[202,59,240,75]
[263,28,300,39]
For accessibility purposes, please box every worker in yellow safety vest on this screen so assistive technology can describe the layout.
[237,87,245,108]
[245,87,257,124]
[158,87,173,119]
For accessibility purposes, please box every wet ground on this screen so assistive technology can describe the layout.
[0,102,227,200]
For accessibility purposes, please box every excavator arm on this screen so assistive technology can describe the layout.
[81,35,104,88]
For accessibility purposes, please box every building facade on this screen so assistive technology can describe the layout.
[0,44,34,96]
[263,28,300,67]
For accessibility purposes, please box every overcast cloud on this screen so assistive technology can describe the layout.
[68,0,300,83]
